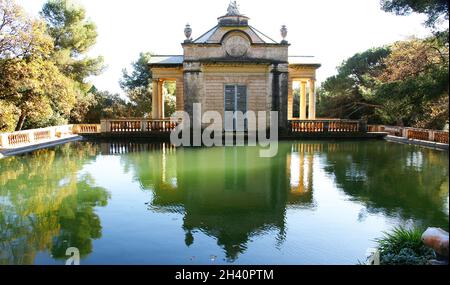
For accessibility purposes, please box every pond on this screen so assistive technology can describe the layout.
[0,140,448,264]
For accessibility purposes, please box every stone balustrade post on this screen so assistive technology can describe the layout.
[0,133,9,148]
[402,127,408,138]
[71,125,77,134]
[49,127,56,139]
[323,121,330,133]
[429,130,435,142]
[358,120,367,133]
[100,119,109,133]
[28,130,35,144]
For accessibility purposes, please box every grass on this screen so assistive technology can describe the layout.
[374,226,435,265]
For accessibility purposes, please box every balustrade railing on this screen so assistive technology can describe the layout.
[407,129,429,141]
[0,125,74,149]
[289,120,361,133]
[101,119,178,133]
[72,124,101,134]
[367,124,449,145]
[434,131,449,144]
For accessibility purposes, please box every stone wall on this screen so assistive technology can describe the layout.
[183,43,289,63]
[203,64,270,130]
[183,30,288,63]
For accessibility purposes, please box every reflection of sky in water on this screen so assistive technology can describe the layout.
[406,151,424,168]
[0,141,448,265]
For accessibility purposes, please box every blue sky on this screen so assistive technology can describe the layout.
[17,0,432,96]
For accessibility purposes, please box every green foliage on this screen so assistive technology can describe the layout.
[83,88,133,123]
[0,100,18,132]
[318,47,390,121]
[41,0,104,123]
[380,0,449,29]
[0,0,54,59]
[320,1,449,127]
[0,0,106,131]
[375,226,435,265]
[120,52,152,91]
[41,0,97,55]
[164,81,176,117]
[319,37,449,128]
[0,4,77,131]
[120,52,152,117]
[41,0,105,81]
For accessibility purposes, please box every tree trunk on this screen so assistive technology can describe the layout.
[15,112,26,131]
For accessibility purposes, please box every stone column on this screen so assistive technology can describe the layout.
[152,79,159,119]
[158,80,165,119]
[308,79,316,119]
[183,62,203,131]
[271,64,289,133]
[300,80,307,120]
[287,79,293,120]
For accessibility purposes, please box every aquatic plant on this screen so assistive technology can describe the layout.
[375,226,435,265]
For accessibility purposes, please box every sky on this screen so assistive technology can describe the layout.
[17,0,432,96]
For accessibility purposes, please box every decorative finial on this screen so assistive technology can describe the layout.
[280,25,288,44]
[227,1,241,16]
[184,23,192,42]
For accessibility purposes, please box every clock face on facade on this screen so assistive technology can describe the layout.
[223,34,250,57]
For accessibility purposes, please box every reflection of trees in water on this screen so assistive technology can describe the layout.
[118,142,316,262]
[115,141,449,260]
[322,141,449,229]
[0,143,109,264]
[2,140,441,264]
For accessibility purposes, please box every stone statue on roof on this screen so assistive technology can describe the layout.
[227,1,241,16]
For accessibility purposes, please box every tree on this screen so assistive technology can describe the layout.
[1,0,107,131]
[41,0,104,122]
[120,52,152,117]
[318,37,449,129]
[318,47,390,121]
[82,88,134,123]
[0,0,52,59]
[0,0,77,131]
[380,0,449,28]
[375,38,449,128]
[0,57,76,131]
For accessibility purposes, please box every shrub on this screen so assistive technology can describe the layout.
[375,226,435,265]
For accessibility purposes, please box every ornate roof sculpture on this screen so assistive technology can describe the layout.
[226,1,241,16]
[191,1,277,44]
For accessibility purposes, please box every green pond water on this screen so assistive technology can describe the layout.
[0,140,448,265]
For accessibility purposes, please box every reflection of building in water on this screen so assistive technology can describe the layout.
[116,142,318,261]
[286,143,320,205]
[101,142,176,156]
